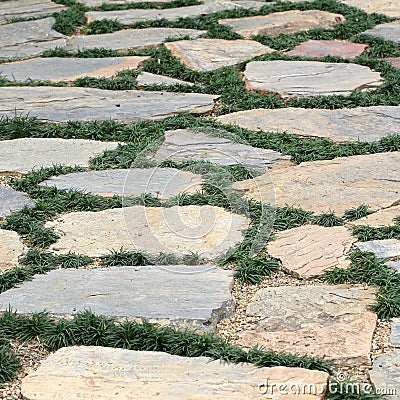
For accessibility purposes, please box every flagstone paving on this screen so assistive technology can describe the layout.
[355,239,400,259]
[363,22,400,43]
[81,0,171,5]
[0,185,34,217]
[136,71,193,87]
[0,229,26,271]
[350,205,400,227]
[369,351,400,397]
[385,57,400,68]
[340,0,400,18]
[386,261,400,273]
[391,319,400,347]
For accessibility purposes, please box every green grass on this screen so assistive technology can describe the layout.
[0,345,21,385]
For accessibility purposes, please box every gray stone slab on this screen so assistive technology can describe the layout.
[136,72,193,87]
[0,185,34,216]
[386,261,400,273]
[0,87,218,122]
[390,318,400,347]
[369,350,400,397]
[40,168,203,199]
[81,0,173,5]
[363,22,400,43]
[355,240,400,259]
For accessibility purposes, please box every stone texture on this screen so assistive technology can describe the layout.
[46,205,250,260]
[136,72,193,87]
[40,168,203,199]
[0,56,149,82]
[21,347,329,400]
[81,0,171,5]
[217,106,400,142]
[219,10,345,38]
[0,138,119,174]
[385,57,400,69]
[232,152,400,215]
[0,87,218,122]
[0,185,34,217]
[286,39,368,59]
[0,229,26,271]
[152,129,285,168]
[363,22,400,43]
[355,239,400,259]
[351,205,400,227]
[243,61,383,99]
[369,351,400,397]
[266,225,356,278]
[390,318,400,347]
[386,261,400,273]
[341,0,400,18]
[164,39,274,72]
[238,285,377,365]
[0,17,67,61]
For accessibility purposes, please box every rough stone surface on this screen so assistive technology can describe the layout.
[385,57,400,69]
[232,152,400,215]
[363,22,400,43]
[386,261,400,273]
[243,61,383,98]
[0,138,119,174]
[0,185,34,217]
[219,10,345,38]
[21,347,329,400]
[355,239,400,259]
[390,318,400,347]
[341,0,400,18]
[369,351,400,397]
[152,129,286,168]
[0,229,26,271]
[40,168,203,199]
[351,205,400,227]
[286,39,368,59]
[136,72,193,87]
[46,205,250,260]
[0,87,218,122]
[238,285,377,365]
[217,106,400,142]
[164,39,274,72]
[0,56,149,82]
[267,225,356,278]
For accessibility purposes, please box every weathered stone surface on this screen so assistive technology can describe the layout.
[355,239,400,259]
[369,351,400,397]
[390,318,400,347]
[81,0,171,5]
[0,87,218,122]
[243,61,383,98]
[385,57,400,68]
[217,106,400,142]
[0,185,34,217]
[341,0,400,18]
[238,285,377,365]
[386,261,400,273]
[219,10,345,38]
[164,39,274,72]
[40,168,203,199]
[46,205,250,260]
[21,347,329,400]
[286,39,368,59]
[0,56,149,82]
[0,229,26,271]
[267,225,356,278]
[152,129,285,168]
[136,72,193,87]
[0,138,119,174]
[0,18,67,61]
[232,152,400,215]
[351,205,400,227]
[363,22,400,43]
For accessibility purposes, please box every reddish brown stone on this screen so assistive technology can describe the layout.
[385,57,400,68]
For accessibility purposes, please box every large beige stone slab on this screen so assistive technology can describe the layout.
[164,39,274,72]
[46,205,250,260]
[219,10,345,38]
[238,285,377,366]
[341,0,400,18]
[136,72,193,87]
[350,205,400,227]
[0,87,218,122]
[232,152,400,215]
[243,61,383,99]
[21,347,329,400]
[0,229,26,271]
[0,185,34,217]
[267,225,356,278]
[362,22,400,43]
[217,106,400,143]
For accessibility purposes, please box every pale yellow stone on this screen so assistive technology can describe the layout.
[0,229,26,271]
[340,0,400,18]
[350,205,400,227]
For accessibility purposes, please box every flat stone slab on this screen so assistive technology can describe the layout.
[81,0,171,5]
[0,87,218,122]
[21,347,329,400]
[238,285,377,366]
[40,168,203,199]
[363,22,400,43]
[232,152,400,215]
[267,225,356,279]
[0,56,149,82]
[243,61,383,99]
[341,0,400,18]
[152,129,285,168]
[385,58,400,68]
[46,205,250,260]
[390,318,400,347]
[0,185,34,217]
[219,10,345,38]
[0,229,26,271]
[0,138,119,174]
[351,205,400,227]
[217,106,400,143]
[136,72,193,87]
[286,39,368,59]
[164,39,274,72]
[369,350,400,397]
[386,261,400,273]
[355,239,400,259]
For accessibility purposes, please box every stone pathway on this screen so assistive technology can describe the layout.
[363,22,400,43]
[0,229,26,271]
[341,0,400,18]
[350,205,400,227]
[355,239,400,259]
[136,71,193,87]
[0,185,34,217]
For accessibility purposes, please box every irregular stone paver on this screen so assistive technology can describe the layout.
[46,205,250,260]
[136,72,193,87]
[21,347,329,400]
[217,106,400,142]
[0,229,26,271]
[152,129,286,168]
[355,239,400,259]
[0,87,218,122]
[363,22,400,43]
[385,57,400,68]
[243,61,383,99]
[267,225,356,279]
[0,138,119,174]
[341,0,400,18]
[0,266,233,329]
[232,152,400,215]
[390,318,400,347]
[286,39,368,59]
[0,56,149,82]
[81,0,171,5]
[238,285,377,365]
[386,261,400,273]
[164,39,274,72]
[351,205,400,227]
[0,185,34,217]
[369,351,400,397]
[219,10,345,38]
[40,168,203,199]
[0,17,67,61]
